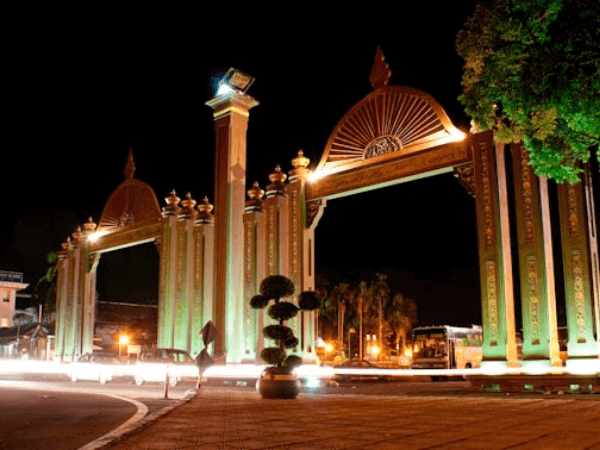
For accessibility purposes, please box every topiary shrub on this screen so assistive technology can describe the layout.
[251,275,321,369]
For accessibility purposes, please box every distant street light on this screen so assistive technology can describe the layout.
[119,334,129,359]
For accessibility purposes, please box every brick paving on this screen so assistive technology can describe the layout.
[106,388,600,450]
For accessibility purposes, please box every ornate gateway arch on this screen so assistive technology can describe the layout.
[55,51,599,373]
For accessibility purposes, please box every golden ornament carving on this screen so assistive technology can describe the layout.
[527,256,540,345]
[567,185,580,238]
[453,163,475,198]
[291,189,300,275]
[267,204,278,275]
[520,148,535,244]
[176,221,186,292]
[193,227,204,290]
[572,251,587,343]
[486,261,499,345]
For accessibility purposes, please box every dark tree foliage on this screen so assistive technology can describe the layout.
[260,275,295,300]
[457,0,600,183]
[252,275,322,368]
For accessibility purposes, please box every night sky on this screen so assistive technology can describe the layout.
[3,3,575,329]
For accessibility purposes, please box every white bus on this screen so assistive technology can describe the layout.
[411,325,482,374]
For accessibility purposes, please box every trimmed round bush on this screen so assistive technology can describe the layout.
[250,294,270,309]
[263,325,293,342]
[261,347,285,366]
[283,336,299,349]
[298,291,321,311]
[260,275,295,300]
[283,355,303,368]
[268,302,299,321]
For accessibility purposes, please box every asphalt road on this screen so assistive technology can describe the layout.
[1,376,597,450]
[0,377,196,450]
[0,387,137,450]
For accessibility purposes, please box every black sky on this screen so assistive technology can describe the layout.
[3,3,502,326]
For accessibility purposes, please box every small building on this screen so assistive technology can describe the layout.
[0,323,54,360]
[0,271,29,328]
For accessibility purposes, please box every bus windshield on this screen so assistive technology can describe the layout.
[413,328,447,358]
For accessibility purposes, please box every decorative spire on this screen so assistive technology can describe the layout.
[125,148,136,179]
[246,181,265,212]
[247,181,265,200]
[181,192,198,218]
[291,150,310,169]
[369,46,391,89]
[266,165,287,197]
[197,196,214,224]
[72,226,83,241]
[162,189,181,216]
[83,217,96,234]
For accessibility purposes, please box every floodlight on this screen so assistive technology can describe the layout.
[218,68,255,95]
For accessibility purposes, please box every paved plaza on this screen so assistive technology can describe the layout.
[105,387,600,450]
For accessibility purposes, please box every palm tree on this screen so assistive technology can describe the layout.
[34,251,58,319]
[372,273,390,356]
[386,293,418,356]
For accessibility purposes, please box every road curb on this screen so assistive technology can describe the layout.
[77,388,198,450]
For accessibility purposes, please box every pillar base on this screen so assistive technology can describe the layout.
[480,360,521,374]
[565,357,600,375]
[521,359,562,374]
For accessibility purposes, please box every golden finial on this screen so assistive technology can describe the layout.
[269,165,287,184]
[165,189,181,207]
[124,148,136,179]
[198,196,214,214]
[247,181,265,200]
[291,150,310,169]
[72,226,83,241]
[197,196,214,224]
[181,192,197,209]
[83,217,96,233]
[369,46,391,89]
[181,192,198,218]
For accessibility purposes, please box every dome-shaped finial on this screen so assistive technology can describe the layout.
[83,217,96,233]
[247,181,265,200]
[197,196,214,224]
[291,150,310,169]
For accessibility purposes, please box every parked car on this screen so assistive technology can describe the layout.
[332,359,393,382]
[69,352,130,384]
[134,348,199,387]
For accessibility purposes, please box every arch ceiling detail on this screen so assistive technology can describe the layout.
[97,151,162,235]
[307,48,471,201]
[315,85,467,175]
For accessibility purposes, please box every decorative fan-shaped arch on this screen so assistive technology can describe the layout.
[98,178,162,233]
[316,86,465,175]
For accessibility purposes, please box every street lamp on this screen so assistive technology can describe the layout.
[348,327,356,360]
[119,334,129,359]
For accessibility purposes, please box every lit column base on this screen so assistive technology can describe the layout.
[521,359,560,375]
[480,360,521,375]
[565,357,600,375]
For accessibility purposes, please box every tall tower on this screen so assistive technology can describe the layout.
[206,70,258,362]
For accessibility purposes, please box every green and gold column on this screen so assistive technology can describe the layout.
[243,182,265,360]
[511,144,561,370]
[472,131,518,371]
[158,190,181,349]
[206,90,258,363]
[557,167,600,373]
